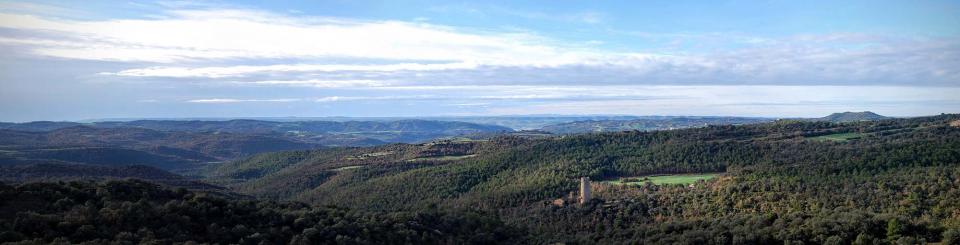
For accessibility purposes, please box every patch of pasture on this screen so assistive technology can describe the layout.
[405,154,477,162]
[603,173,721,186]
[331,165,364,171]
[809,132,862,142]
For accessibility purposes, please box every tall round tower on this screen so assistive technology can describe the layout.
[579,177,591,204]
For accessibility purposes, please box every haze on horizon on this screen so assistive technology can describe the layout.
[1,0,958,122]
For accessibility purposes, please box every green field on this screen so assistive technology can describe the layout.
[603,173,721,185]
[809,132,863,142]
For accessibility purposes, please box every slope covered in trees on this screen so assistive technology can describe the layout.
[0,180,520,244]
[2,114,959,244]
[814,111,889,122]
[0,119,512,190]
[0,164,222,191]
[0,126,320,176]
[208,114,960,244]
[0,126,319,159]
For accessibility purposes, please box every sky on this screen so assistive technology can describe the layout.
[0,0,958,122]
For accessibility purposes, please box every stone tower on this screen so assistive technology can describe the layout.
[579,177,591,204]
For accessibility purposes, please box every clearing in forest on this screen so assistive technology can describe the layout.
[331,165,364,171]
[406,154,477,162]
[809,132,862,142]
[603,173,721,185]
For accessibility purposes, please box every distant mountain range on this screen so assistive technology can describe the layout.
[535,112,892,134]
[0,126,317,157]
[44,112,893,132]
[0,112,896,183]
[0,119,512,181]
[0,119,512,145]
[76,115,652,130]
[539,116,773,134]
[0,126,319,175]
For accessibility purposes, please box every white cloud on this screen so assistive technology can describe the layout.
[244,79,390,88]
[314,96,342,102]
[0,5,957,87]
[452,102,491,106]
[186,98,301,103]
[313,95,439,102]
[104,63,480,78]
[0,10,589,65]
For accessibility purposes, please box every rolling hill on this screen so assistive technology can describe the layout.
[3,114,959,243]
[815,111,889,122]
[0,121,82,131]
[0,119,512,185]
[0,126,320,175]
[1,119,514,146]
[198,114,960,243]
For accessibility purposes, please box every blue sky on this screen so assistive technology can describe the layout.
[0,0,958,121]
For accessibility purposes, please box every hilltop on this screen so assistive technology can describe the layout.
[815,111,889,122]
[0,119,514,189]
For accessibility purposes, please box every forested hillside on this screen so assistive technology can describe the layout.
[0,119,512,192]
[207,114,960,244]
[0,126,319,176]
[0,164,223,191]
[0,180,520,244]
[2,115,959,244]
[815,111,889,122]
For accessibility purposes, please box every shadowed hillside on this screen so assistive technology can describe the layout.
[0,180,521,244]
[0,164,226,191]
[0,126,319,173]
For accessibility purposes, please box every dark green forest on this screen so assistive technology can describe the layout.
[2,114,960,244]
[0,180,519,244]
